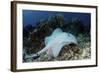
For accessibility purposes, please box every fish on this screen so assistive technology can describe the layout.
[25,28,78,59]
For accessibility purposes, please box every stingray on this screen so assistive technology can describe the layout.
[25,28,78,59]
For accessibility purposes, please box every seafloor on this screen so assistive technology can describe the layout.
[24,35,91,62]
[23,14,91,62]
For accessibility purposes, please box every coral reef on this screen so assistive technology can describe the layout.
[23,14,91,62]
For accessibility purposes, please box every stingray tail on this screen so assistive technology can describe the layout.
[25,47,47,59]
[25,53,40,59]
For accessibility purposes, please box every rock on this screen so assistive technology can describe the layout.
[23,14,91,62]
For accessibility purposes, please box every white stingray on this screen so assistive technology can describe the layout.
[25,28,78,59]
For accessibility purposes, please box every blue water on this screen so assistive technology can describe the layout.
[23,10,91,27]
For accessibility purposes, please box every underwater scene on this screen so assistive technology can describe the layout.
[23,10,91,62]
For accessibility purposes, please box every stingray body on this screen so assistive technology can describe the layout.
[25,28,77,59]
[37,28,77,57]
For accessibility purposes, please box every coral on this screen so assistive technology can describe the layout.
[23,14,91,62]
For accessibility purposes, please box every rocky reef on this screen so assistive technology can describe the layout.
[23,14,91,62]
